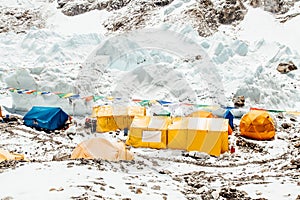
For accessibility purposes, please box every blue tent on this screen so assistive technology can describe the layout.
[23,106,69,131]
[224,109,234,129]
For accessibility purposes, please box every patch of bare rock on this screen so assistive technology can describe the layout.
[0,7,45,34]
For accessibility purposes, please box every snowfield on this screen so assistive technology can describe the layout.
[0,0,300,199]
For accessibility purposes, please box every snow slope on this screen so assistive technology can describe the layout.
[0,0,300,114]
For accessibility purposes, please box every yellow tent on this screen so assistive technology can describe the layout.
[168,117,229,156]
[126,116,171,149]
[188,110,215,118]
[92,105,146,132]
[188,110,233,135]
[92,105,117,132]
[71,137,134,161]
[0,149,26,162]
[168,117,189,150]
[240,110,275,140]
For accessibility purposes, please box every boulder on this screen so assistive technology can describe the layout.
[281,122,292,129]
[233,95,245,107]
[277,61,297,74]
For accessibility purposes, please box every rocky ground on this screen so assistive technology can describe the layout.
[2,0,299,36]
[56,0,300,37]
[0,112,299,199]
[0,6,45,34]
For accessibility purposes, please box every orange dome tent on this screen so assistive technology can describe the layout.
[240,110,275,140]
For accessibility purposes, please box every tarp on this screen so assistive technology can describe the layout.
[23,106,69,131]
[0,149,26,162]
[168,117,229,156]
[92,105,145,132]
[240,110,275,140]
[224,109,234,129]
[71,138,134,161]
[126,116,171,149]
[157,100,172,105]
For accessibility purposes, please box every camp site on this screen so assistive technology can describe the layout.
[0,97,299,199]
[1,0,300,199]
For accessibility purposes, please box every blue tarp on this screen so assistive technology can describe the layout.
[224,109,234,129]
[23,106,69,131]
[157,100,172,105]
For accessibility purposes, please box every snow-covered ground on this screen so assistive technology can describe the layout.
[0,114,299,199]
[0,0,300,199]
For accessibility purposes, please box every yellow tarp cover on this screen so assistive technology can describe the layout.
[240,110,275,140]
[71,137,134,161]
[0,149,26,162]
[126,116,171,149]
[92,105,146,132]
[168,117,229,156]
